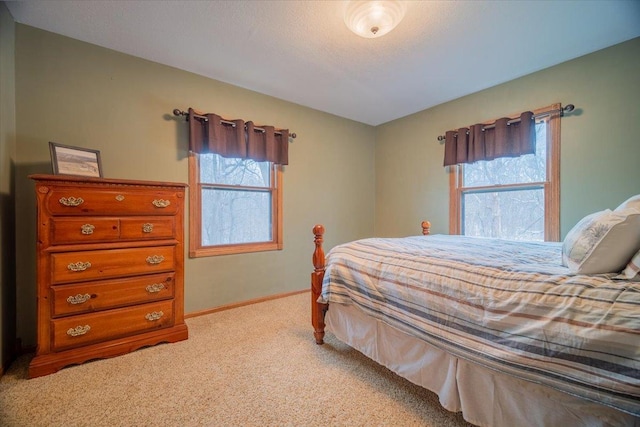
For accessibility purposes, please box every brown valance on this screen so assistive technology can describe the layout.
[187,108,289,165]
[443,111,536,166]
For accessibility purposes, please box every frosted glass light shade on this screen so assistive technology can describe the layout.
[344,1,406,38]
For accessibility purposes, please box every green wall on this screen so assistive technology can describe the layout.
[13,25,376,347]
[0,1,17,372]
[5,18,640,353]
[375,37,640,238]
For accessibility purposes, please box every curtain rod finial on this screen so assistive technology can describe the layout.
[173,109,185,117]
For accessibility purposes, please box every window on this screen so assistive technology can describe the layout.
[189,152,283,256]
[449,104,560,241]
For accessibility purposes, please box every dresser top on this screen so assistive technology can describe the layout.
[29,174,188,188]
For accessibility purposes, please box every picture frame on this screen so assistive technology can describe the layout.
[49,142,103,178]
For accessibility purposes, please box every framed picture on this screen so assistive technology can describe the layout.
[49,142,103,178]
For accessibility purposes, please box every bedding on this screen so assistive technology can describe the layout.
[619,249,640,281]
[325,303,637,426]
[562,207,640,274]
[617,194,640,211]
[319,235,640,416]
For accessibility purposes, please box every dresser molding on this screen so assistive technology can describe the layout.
[29,174,188,378]
[28,325,188,378]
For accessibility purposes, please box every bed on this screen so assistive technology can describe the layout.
[310,217,640,427]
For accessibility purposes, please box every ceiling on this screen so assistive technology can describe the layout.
[6,0,640,126]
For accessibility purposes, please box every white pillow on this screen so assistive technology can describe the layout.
[617,249,640,281]
[562,208,640,274]
[616,194,640,212]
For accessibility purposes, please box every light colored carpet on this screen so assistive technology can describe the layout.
[0,292,474,427]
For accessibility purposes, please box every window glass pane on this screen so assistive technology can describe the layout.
[463,122,547,187]
[201,188,272,245]
[199,153,270,187]
[463,188,544,241]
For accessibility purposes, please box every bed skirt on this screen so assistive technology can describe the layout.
[325,302,639,427]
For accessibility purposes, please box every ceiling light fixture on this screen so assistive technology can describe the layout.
[344,1,406,39]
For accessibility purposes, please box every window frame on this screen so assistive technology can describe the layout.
[188,152,283,257]
[449,103,561,241]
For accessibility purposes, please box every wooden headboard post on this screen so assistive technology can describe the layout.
[421,220,431,235]
[311,225,328,344]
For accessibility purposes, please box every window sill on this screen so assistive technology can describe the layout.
[189,241,283,258]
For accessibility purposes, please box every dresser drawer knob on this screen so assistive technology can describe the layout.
[142,223,154,233]
[59,197,84,207]
[67,293,91,305]
[146,283,166,293]
[146,255,165,265]
[67,325,91,337]
[152,199,171,208]
[145,311,164,321]
[68,261,92,272]
[115,195,125,201]
[81,224,95,235]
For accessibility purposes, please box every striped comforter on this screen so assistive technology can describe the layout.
[320,235,640,415]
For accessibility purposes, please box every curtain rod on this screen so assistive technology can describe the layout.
[173,109,297,139]
[436,104,574,142]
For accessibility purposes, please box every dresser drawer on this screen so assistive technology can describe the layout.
[52,300,174,351]
[50,217,177,245]
[120,217,176,240]
[51,218,120,245]
[45,187,181,216]
[51,246,176,284]
[51,273,175,317]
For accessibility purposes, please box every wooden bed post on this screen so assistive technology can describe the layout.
[311,225,328,344]
[312,221,428,345]
[421,221,431,235]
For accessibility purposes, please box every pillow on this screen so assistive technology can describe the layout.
[615,194,640,212]
[562,208,640,274]
[617,249,640,281]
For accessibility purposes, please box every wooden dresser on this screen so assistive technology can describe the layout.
[28,174,188,378]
